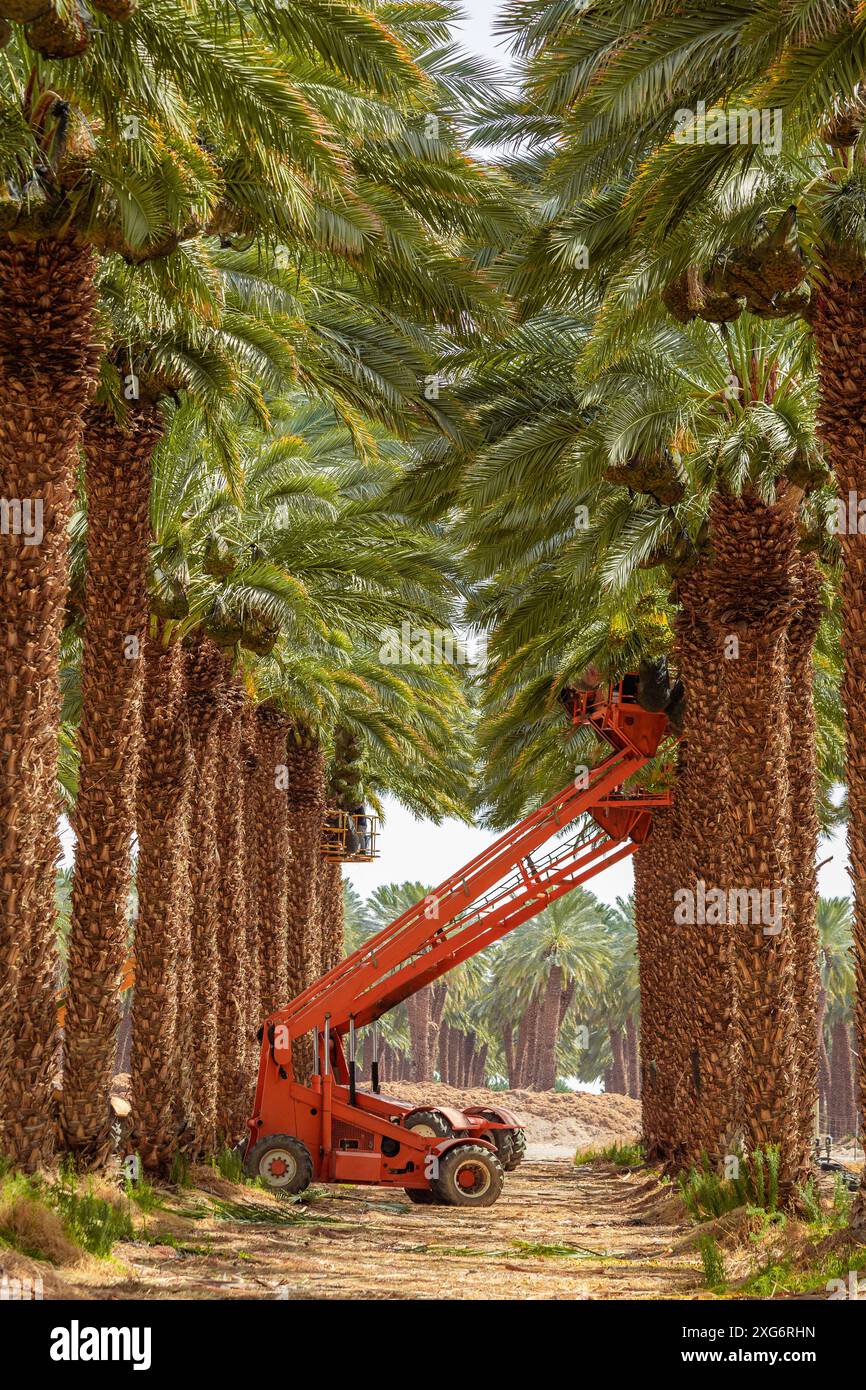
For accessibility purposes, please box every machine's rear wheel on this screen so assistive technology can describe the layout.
[431,1144,504,1208]
[403,1109,453,1139]
[244,1134,313,1194]
[501,1128,527,1171]
[473,1109,526,1172]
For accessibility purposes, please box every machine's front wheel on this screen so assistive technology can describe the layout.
[245,1134,313,1194]
[432,1144,504,1208]
[404,1187,437,1204]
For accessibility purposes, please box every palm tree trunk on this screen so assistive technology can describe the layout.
[502,1025,516,1088]
[254,705,291,1016]
[284,731,325,996]
[786,552,823,1160]
[60,403,162,1162]
[625,1013,640,1099]
[515,997,538,1088]
[633,810,682,1159]
[429,982,447,1079]
[184,637,227,1156]
[463,1034,475,1087]
[608,1027,627,1094]
[812,279,866,1187]
[709,490,804,1188]
[818,984,831,1135]
[317,856,344,973]
[449,1024,461,1086]
[0,241,99,1169]
[284,730,325,1080]
[131,637,192,1169]
[115,997,133,1076]
[215,677,251,1142]
[672,565,739,1165]
[436,1023,447,1082]
[819,1041,831,1135]
[534,964,564,1090]
[830,1019,855,1139]
[406,987,432,1080]
[846,1023,858,1137]
[558,979,575,1031]
[241,711,263,1040]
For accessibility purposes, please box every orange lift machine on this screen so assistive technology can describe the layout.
[244,679,673,1207]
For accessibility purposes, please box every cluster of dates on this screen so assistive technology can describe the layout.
[661,207,815,326]
[0,0,136,61]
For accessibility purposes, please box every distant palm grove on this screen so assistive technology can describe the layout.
[0,0,864,1225]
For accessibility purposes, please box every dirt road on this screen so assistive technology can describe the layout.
[67,1159,703,1301]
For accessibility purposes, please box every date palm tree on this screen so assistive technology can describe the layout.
[57,399,163,1161]
[0,0,514,1168]
[634,810,686,1157]
[817,897,855,1137]
[363,882,439,1079]
[418,295,830,1180]
[492,0,866,1186]
[130,633,192,1167]
[491,891,612,1091]
[123,388,478,1158]
[0,3,344,1169]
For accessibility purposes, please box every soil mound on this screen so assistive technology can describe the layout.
[376,1081,641,1155]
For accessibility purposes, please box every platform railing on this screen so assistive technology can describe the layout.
[321,810,380,862]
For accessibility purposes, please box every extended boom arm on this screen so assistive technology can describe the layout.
[267,682,672,1053]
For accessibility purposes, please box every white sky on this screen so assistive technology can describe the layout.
[345,798,851,906]
[454,0,506,57]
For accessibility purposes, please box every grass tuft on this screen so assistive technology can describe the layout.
[678,1146,782,1221]
[0,1165,133,1263]
[124,1175,162,1214]
[170,1152,192,1188]
[213,1145,246,1184]
[52,1167,134,1257]
[698,1233,726,1291]
[739,1244,866,1298]
[574,1139,645,1167]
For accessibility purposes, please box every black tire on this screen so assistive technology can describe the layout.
[637,657,672,712]
[664,681,685,735]
[244,1134,313,1194]
[403,1109,453,1140]
[431,1144,504,1208]
[502,1128,526,1172]
[404,1187,437,1204]
[472,1109,525,1172]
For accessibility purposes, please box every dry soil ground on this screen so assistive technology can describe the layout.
[53,1158,703,1301]
[10,1086,710,1301]
[8,1087,861,1300]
